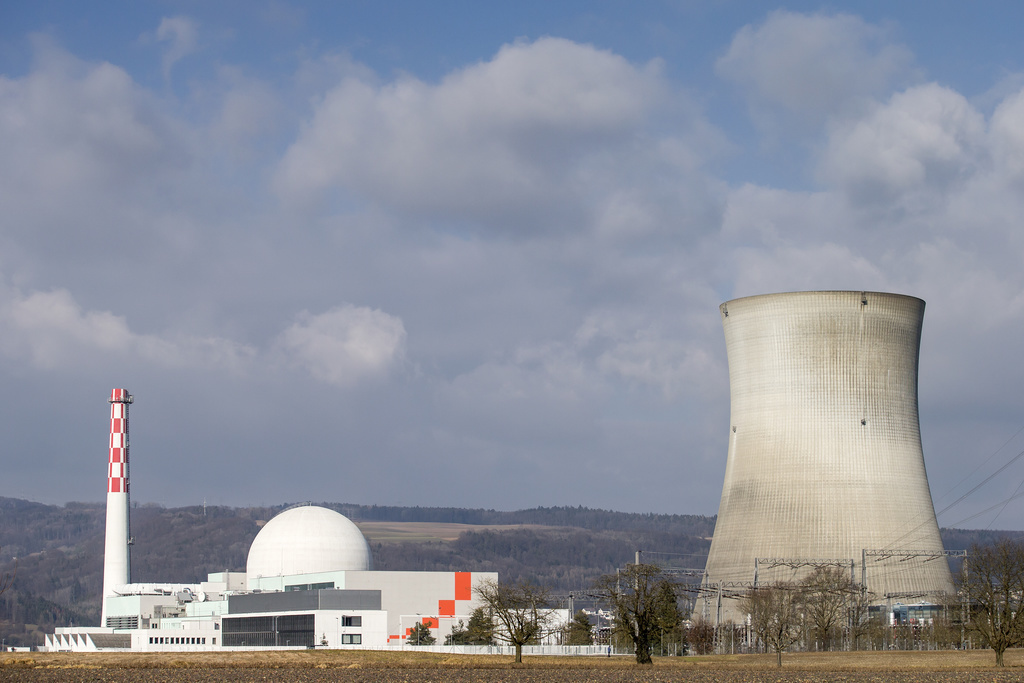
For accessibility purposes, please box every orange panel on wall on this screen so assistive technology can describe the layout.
[422,617,438,628]
[455,572,472,600]
[438,599,456,616]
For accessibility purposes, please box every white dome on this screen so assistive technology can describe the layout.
[246,506,372,582]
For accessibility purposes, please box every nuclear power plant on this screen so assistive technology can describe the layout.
[45,390,503,652]
[43,288,957,648]
[699,291,953,622]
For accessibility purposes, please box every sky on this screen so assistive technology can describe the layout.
[2,2,1024,529]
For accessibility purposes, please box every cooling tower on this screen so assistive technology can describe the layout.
[701,291,952,622]
[101,388,133,627]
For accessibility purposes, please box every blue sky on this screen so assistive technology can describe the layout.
[2,1,1024,531]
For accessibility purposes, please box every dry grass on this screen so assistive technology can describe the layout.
[3,648,1024,671]
[7,650,1024,683]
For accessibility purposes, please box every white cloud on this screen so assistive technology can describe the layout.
[820,83,986,203]
[0,36,190,266]
[717,11,916,131]
[205,66,284,159]
[155,16,199,80]
[5,11,1024,520]
[721,183,849,247]
[435,341,603,449]
[0,286,255,371]
[274,37,669,228]
[990,88,1024,180]
[0,37,182,195]
[276,305,407,387]
[730,243,888,297]
[576,313,721,399]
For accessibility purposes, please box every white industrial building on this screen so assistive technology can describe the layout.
[45,391,501,652]
[47,504,497,651]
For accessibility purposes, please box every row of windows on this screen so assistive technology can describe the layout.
[148,636,212,645]
[285,581,335,591]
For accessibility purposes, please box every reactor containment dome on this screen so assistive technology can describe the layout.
[246,505,373,584]
[700,291,953,622]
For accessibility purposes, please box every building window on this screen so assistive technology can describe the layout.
[341,634,361,645]
[285,581,335,592]
[342,616,361,627]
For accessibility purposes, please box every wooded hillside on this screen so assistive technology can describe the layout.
[0,496,1009,647]
[0,497,713,647]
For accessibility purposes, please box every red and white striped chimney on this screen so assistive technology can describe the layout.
[101,388,133,627]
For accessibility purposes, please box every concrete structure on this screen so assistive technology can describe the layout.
[101,388,133,627]
[45,391,503,652]
[247,506,373,582]
[700,291,953,622]
[47,503,498,651]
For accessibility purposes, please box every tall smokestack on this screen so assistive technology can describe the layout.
[101,388,133,627]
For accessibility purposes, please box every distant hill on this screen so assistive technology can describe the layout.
[0,496,1015,647]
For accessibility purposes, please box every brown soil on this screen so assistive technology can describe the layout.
[4,649,1024,682]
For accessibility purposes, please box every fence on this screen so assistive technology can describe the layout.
[363,644,624,656]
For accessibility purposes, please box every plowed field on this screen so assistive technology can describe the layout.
[5,649,1024,682]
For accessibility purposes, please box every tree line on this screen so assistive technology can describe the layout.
[408,538,1024,668]
[724,539,1024,668]
[402,563,687,665]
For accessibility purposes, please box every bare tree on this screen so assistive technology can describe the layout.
[960,539,1024,666]
[802,565,857,651]
[740,582,801,668]
[474,578,555,663]
[846,585,874,651]
[686,617,715,655]
[594,563,672,664]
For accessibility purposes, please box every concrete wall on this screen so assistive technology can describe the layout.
[344,571,497,644]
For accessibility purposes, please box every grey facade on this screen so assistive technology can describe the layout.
[701,291,953,622]
[228,589,382,614]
